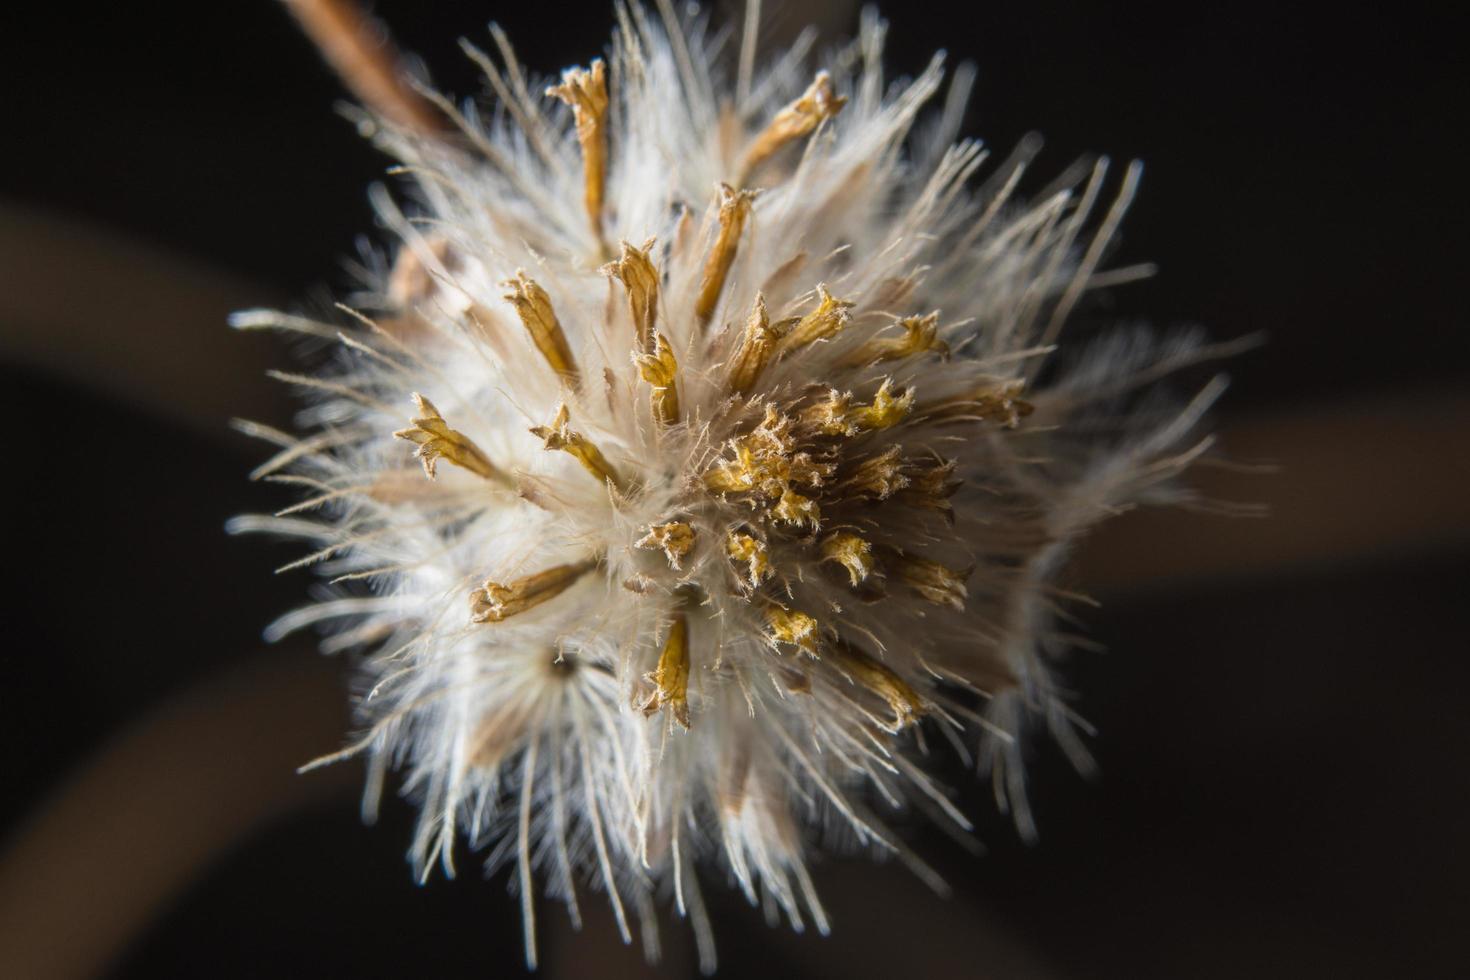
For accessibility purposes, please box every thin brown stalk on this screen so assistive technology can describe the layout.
[282,0,449,138]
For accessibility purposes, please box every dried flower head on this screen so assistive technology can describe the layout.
[232,4,1227,971]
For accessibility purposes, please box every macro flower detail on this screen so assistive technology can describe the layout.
[231,4,1228,971]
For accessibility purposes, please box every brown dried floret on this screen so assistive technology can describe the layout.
[545,60,609,247]
[635,333,681,425]
[393,393,503,482]
[726,531,772,589]
[637,521,696,570]
[915,380,1034,428]
[803,379,913,435]
[602,238,660,353]
[828,641,927,732]
[530,404,624,490]
[878,546,972,610]
[641,614,691,728]
[470,560,597,623]
[896,455,963,520]
[842,312,950,367]
[764,605,820,652]
[695,184,757,327]
[726,294,783,395]
[776,284,854,356]
[820,532,875,586]
[836,446,910,502]
[502,271,580,386]
[738,71,848,184]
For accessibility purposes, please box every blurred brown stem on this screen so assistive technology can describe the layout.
[0,652,353,979]
[1077,389,1470,597]
[281,0,450,138]
[0,201,290,436]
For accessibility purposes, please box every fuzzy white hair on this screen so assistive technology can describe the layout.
[231,4,1226,970]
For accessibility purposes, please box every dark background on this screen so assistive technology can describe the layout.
[1,1,1465,977]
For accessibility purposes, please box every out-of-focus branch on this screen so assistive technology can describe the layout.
[281,0,450,138]
[0,202,290,436]
[0,652,354,980]
[1077,388,1470,597]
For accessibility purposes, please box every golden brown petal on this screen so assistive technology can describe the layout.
[853,379,914,431]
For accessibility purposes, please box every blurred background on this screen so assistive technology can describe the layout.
[1,1,1465,977]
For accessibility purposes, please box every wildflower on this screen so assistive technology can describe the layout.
[232,4,1226,971]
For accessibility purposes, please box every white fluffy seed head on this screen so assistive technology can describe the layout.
[233,5,1225,970]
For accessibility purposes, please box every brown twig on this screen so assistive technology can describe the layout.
[1075,389,1470,596]
[0,202,290,436]
[0,651,354,980]
[281,0,450,138]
